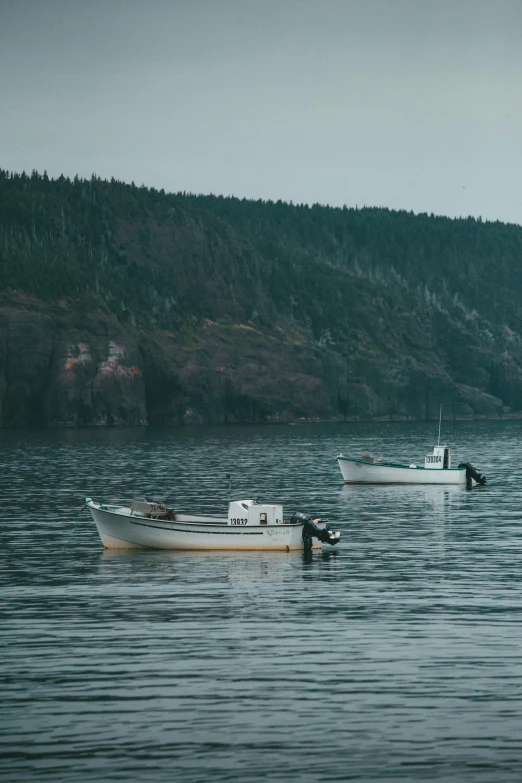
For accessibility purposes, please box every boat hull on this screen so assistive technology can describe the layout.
[88,504,316,551]
[338,458,467,485]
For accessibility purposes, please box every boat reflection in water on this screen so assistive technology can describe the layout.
[97,547,341,617]
[339,482,468,538]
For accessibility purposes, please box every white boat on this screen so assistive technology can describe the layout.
[86,497,341,551]
[337,443,486,486]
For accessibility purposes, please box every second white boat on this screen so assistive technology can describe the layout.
[337,444,486,486]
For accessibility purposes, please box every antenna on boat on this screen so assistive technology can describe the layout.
[226,473,231,500]
[437,404,442,446]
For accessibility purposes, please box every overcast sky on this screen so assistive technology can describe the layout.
[1,0,521,224]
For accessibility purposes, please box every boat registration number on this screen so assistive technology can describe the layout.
[230,518,248,525]
[426,456,442,464]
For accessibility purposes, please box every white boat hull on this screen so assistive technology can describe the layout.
[338,457,467,485]
[88,504,318,551]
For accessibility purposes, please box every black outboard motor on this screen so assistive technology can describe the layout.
[290,512,341,549]
[458,462,487,487]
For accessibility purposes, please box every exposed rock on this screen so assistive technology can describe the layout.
[0,292,515,427]
[0,297,146,426]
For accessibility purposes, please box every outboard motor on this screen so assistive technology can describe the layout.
[290,512,341,550]
[458,462,487,487]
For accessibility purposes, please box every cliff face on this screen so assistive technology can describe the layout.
[0,297,146,426]
[0,289,518,427]
[1,171,522,426]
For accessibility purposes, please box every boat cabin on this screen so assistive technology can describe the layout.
[227,499,284,526]
[424,445,451,470]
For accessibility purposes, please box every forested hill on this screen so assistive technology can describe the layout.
[1,168,522,427]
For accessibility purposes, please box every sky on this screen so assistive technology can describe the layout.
[1,0,521,225]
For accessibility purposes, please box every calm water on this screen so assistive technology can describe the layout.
[1,420,521,782]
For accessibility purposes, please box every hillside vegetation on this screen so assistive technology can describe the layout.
[1,169,522,426]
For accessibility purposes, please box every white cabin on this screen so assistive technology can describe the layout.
[227,499,284,526]
[424,445,451,470]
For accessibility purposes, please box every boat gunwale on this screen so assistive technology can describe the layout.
[128,519,297,534]
[336,456,465,472]
[129,518,302,531]
[88,502,303,529]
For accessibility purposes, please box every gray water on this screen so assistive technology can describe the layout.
[1,420,521,782]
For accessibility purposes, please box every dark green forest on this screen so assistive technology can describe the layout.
[2,168,522,332]
[1,168,522,426]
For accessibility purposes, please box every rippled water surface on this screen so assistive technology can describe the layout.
[2,420,522,782]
